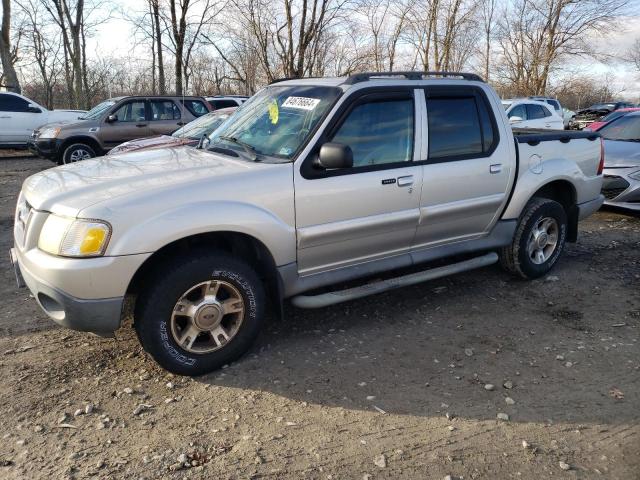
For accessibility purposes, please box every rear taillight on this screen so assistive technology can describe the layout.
[597,138,605,175]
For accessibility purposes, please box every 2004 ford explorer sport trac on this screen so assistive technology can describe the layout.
[11,71,605,376]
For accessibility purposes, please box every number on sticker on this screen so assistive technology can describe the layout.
[282,97,321,110]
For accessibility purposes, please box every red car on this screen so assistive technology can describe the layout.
[585,107,640,132]
[108,107,236,155]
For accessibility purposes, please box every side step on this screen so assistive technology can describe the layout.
[290,252,499,309]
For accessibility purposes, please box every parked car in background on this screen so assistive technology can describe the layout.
[568,101,636,130]
[206,95,249,109]
[108,107,236,155]
[28,95,211,164]
[599,111,640,210]
[11,71,604,375]
[0,92,85,147]
[562,108,575,129]
[528,96,562,114]
[585,107,640,132]
[502,99,564,129]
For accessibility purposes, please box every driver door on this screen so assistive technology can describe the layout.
[101,99,151,149]
[293,90,423,276]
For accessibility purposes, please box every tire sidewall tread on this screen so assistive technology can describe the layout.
[500,197,567,279]
[135,251,265,376]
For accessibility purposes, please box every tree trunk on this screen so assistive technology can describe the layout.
[0,0,20,93]
[151,0,165,94]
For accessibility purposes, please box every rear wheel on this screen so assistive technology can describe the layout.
[60,143,96,165]
[499,197,567,279]
[134,251,265,376]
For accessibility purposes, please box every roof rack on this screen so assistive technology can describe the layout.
[343,71,484,84]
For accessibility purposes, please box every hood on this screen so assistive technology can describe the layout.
[603,139,640,168]
[574,108,611,120]
[22,147,271,216]
[108,135,193,155]
[36,118,93,132]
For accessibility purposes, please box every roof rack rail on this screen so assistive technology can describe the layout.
[343,71,484,84]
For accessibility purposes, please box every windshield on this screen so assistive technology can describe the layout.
[172,110,233,139]
[208,85,342,162]
[80,100,116,120]
[599,115,640,141]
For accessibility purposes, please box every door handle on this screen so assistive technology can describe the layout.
[490,164,502,174]
[136,123,147,127]
[0,116,11,119]
[176,122,186,126]
[397,175,414,187]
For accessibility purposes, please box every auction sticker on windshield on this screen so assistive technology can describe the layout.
[282,97,321,111]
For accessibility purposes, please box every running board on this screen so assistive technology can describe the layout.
[290,252,499,309]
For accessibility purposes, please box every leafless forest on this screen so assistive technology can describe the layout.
[1,0,639,111]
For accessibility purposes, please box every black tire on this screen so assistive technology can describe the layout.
[60,143,96,165]
[499,197,568,279]
[134,251,265,376]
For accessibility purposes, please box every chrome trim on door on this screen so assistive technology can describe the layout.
[298,209,420,249]
[419,193,505,224]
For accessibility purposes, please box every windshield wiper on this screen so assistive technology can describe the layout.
[218,135,258,161]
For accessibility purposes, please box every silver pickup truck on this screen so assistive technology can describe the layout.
[11,72,604,375]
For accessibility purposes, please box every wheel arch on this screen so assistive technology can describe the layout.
[530,180,578,242]
[60,136,103,157]
[126,231,284,318]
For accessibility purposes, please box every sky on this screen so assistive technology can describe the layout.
[84,1,640,99]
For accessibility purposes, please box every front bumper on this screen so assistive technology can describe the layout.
[27,138,63,160]
[10,247,124,336]
[601,168,640,211]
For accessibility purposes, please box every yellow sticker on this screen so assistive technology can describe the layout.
[268,100,279,124]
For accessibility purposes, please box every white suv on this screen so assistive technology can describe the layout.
[502,99,564,130]
[205,95,249,110]
[0,92,85,147]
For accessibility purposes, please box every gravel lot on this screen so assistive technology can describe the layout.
[1,156,639,480]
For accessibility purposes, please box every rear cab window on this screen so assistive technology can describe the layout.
[425,87,498,162]
[210,99,239,109]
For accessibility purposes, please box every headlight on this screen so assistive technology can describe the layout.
[38,215,111,257]
[38,127,61,139]
[629,170,640,181]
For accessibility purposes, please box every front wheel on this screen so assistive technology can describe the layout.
[499,197,568,279]
[60,143,96,165]
[135,251,265,376]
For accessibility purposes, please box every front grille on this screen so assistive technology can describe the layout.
[601,175,630,200]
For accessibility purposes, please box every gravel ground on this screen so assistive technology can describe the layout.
[1,156,639,480]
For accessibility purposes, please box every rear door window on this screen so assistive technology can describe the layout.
[112,101,147,122]
[426,92,497,161]
[150,100,181,120]
[526,104,548,119]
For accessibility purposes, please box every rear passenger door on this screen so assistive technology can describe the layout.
[148,99,184,135]
[412,87,512,251]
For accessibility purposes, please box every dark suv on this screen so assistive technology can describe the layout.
[28,95,211,164]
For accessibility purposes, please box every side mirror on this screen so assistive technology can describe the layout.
[26,104,42,113]
[316,142,353,169]
[509,116,523,123]
[106,114,118,123]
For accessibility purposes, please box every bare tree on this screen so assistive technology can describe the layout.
[497,0,630,95]
[480,0,496,81]
[0,0,21,92]
[166,0,222,95]
[627,37,640,72]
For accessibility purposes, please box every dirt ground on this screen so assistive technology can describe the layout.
[1,156,639,480]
